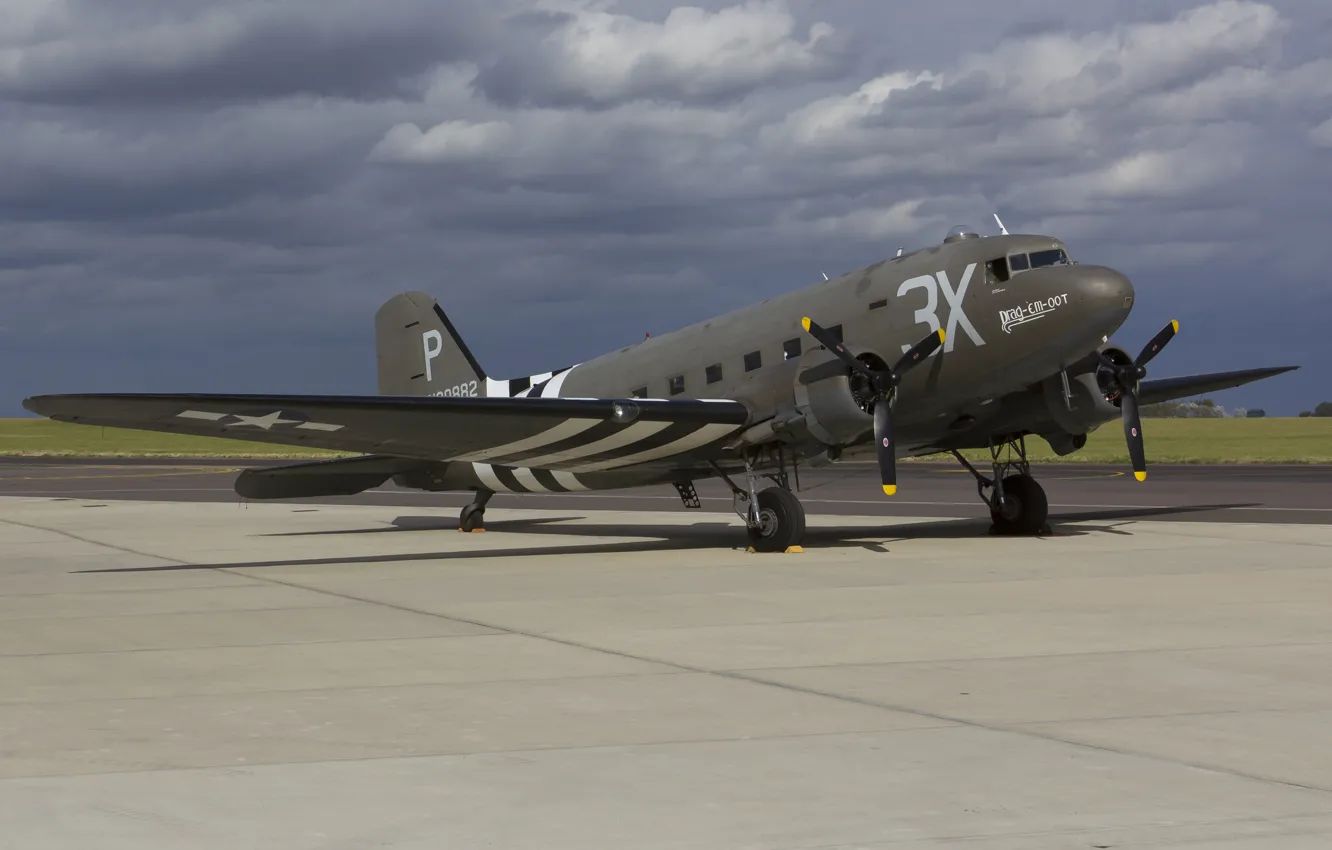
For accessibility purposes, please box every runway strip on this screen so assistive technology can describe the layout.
[2,458,1329,525]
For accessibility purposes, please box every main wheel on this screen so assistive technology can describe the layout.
[990,474,1049,535]
[459,503,486,532]
[746,487,806,552]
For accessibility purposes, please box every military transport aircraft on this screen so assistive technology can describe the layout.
[24,225,1297,551]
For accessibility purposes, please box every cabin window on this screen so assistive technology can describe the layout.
[631,386,647,398]
[1009,253,1031,272]
[783,338,801,360]
[668,375,685,395]
[744,351,762,372]
[868,299,887,310]
[705,364,723,384]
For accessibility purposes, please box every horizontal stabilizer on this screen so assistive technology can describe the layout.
[235,455,425,500]
[1137,366,1298,407]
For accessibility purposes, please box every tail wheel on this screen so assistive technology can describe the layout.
[459,503,485,532]
[747,487,806,552]
[990,474,1049,536]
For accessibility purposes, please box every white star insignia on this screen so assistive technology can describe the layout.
[226,410,302,430]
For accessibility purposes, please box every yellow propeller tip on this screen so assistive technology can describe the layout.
[801,317,811,331]
[883,485,897,496]
[1170,320,1179,333]
[937,329,946,343]
[1134,471,1147,482]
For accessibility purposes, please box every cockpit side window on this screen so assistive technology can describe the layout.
[1009,253,1030,272]
[987,257,1010,283]
[1028,248,1070,268]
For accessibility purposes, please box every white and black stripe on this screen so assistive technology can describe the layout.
[470,462,587,493]
[488,366,574,399]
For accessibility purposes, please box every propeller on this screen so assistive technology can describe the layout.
[801,317,945,495]
[1096,319,1179,482]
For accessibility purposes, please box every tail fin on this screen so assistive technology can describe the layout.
[375,292,487,397]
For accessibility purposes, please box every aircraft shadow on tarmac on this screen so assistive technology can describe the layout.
[78,503,1252,574]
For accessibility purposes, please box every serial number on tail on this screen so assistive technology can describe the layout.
[430,380,479,398]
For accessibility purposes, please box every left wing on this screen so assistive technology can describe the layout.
[22,393,750,472]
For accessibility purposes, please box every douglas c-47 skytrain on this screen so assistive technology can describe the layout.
[25,225,1297,551]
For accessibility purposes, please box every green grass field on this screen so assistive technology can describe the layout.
[3,416,1331,463]
[0,418,348,459]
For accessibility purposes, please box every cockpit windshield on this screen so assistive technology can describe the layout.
[1027,248,1071,268]
[986,247,1073,284]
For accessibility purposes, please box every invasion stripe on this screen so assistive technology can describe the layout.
[550,420,701,468]
[508,376,531,397]
[511,467,548,492]
[491,466,526,493]
[531,469,569,492]
[552,471,589,491]
[502,420,670,469]
[493,420,627,465]
[541,366,578,398]
[471,462,512,493]
[569,423,741,472]
[454,418,601,462]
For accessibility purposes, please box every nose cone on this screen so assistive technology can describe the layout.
[1071,265,1135,335]
[1075,265,1134,310]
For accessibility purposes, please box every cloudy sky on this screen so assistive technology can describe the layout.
[3,0,1329,415]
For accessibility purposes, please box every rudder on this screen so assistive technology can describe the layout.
[376,292,486,397]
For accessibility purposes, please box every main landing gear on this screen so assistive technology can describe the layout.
[459,488,492,532]
[709,450,806,553]
[951,436,1050,536]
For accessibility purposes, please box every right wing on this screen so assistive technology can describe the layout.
[1137,366,1298,407]
[22,393,750,472]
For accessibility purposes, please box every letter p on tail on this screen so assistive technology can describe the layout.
[375,292,487,397]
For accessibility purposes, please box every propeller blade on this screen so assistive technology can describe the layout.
[1121,389,1147,481]
[873,400,897,495]
[892,329,946,376]
[1136,320,1179,368]
[801,317,873,379]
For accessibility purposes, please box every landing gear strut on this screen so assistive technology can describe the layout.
[459,488,492,533]
[709,449,806,553]
[952,436,1050,536]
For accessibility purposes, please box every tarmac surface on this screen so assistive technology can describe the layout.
[1,457,1330,525]
[3,460,1332,847]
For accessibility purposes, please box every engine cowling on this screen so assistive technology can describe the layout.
[1038,344,1133,448]
[792,349,876,447]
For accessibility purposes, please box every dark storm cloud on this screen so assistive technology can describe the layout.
[0,0,493,105]
[3,0,1331,415]
[471,2,851,108]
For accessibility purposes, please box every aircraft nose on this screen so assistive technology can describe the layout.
[1075,265,1135,312]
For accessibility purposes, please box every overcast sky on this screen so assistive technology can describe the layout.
[3,0,1329,415]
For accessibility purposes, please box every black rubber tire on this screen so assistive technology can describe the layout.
[459,504,485,532]
[746,487,805,552]
[990,474,1049,536]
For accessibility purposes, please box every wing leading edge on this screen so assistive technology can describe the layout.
[22,393,750,472]
[1137,366,1299,407]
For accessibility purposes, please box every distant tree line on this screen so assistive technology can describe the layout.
[1141,399,1228,418]
[1141,400,1332,418]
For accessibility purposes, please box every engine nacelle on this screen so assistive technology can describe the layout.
[1039,343,1132,438]
[791,351,874,447]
